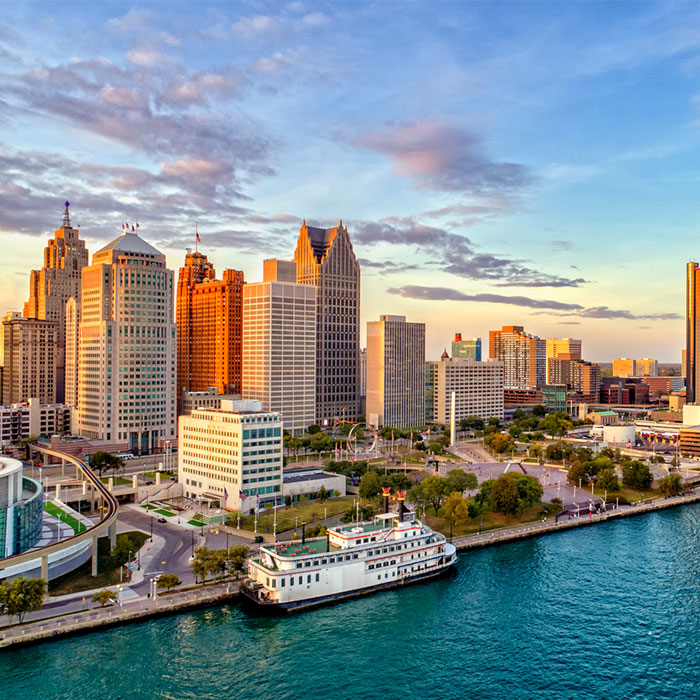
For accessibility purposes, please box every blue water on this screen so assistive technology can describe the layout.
[3,505,700,700]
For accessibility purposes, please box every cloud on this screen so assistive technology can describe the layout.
[358,258,422,274]
[558,321,581,325]
[354,218,587,287]
[232,15,279,38]
[126,47,179,67]
[160,71,246,105]
[355,121,532,194]
[299,12,330,28]
[549,240,574,251]
[389,285,681,321]
[106,9,180,46]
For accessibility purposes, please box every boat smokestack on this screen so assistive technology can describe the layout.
[397,490,406,522]
[381,487,391,514]
[302,522,306,544]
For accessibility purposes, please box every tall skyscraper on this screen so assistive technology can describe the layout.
[489,325,545,389]
[242,260,316,434]
[294,220,360,424]
[77,228,176,453]
[176,250,244,404]
[612,358,636,378]
[545,337,581,383]
[1,316,57,404]
[366,315,425,429]
[23,202,89,402]
[451,333,482,361]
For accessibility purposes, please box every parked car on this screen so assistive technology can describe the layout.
[157,517,167,523]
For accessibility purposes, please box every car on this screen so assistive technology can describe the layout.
[157,517,167,523]
[170,476,177,481]
[146,480,154,485]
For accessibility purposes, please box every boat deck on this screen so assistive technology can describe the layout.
[271,539,334,557]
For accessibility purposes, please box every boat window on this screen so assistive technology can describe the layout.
[271,579,276,588]
[315,573,320,582]
[298,576,303,585]
[369,564,374,570]
[281,579,285,587]
[305,561,310,567]
[307,575,311,584]
[321,559,327,565]
[353,554,358,559]
[266,577,270,586]
[296,563,302,569]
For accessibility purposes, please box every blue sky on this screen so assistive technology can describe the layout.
[1,1,699,362]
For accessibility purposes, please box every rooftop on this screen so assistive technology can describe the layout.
[95,231,162,257]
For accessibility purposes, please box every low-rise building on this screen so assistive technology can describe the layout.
[587,410,619,426]
[282,467,346,502]
[178,399,283,512]
[179,387,242,416]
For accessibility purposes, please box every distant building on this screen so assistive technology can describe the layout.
[2,316,57,405]
[178,400,282,511]
[23,203,89,403]
[587,410,618,426]
[367,315,425,429]
[0,399,71,446]
[489,325,545,388]
[359,348,367,417]
[548,356,600,402]
[294,220,361,424]
[242,260,316,434]
[545,338,581,383]
[504,388,544,407]
[645,376,684,401]
[451,333,482,361]
[636,358,658,377]
[600,377,649,405]
[77,229,176,454]
[613,358,636,378]
[425,357,504,424]
[539,384,567,413]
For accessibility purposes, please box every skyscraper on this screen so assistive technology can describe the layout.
[489,325,545,389]
[23,202,89,402]
[451,333,482,361]
[612,358,636,378]
[636,358,658,377]
[294,220,360,424]
[242,260,316,434]
[366,315,425,429]
[688,261,700,403]
[176,250,244,404]
[77,228,176,453]
[545,338,581,383]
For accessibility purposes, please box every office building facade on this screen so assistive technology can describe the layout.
[545,338,581,383]
[636,358,658,377]
[77,230,176,453]
[451,334,482,361]
[489,325,545,389]
[294,220,361,423]
[612,358,637,378]
[366,315,425,429]
[242,261,316,434]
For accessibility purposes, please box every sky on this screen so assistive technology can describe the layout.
[1,1,699,362]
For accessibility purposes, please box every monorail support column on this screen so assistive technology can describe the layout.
[109,521,117,550]
[92,535,99,576]
[41,554,49,585]
[43,452,49,467]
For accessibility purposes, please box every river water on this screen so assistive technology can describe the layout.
[3,504,700,700]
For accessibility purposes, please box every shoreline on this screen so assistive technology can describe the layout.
[3,490,698,651]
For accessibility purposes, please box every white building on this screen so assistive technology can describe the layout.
[77,229,176,454]
[282,467,346,501]
[179,387,242,415]
[426,357,504,423]
[242,260,316,434]
[178,399,283,512]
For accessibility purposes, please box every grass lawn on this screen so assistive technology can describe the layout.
[154,508,175,517]
[188,519,206,527]
[235,496,356,533]
[99,476,132,486]
[49,531,149,595]
[141,504,157,510]
[424,500,561,538]
[43,502,87,534]
[590,484,660,504]
[141,471,175,478]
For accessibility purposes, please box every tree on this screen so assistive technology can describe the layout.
[157,573,182,592]
[621,460,653,490]
[513,408,526,420]
[359,471,381,500]
[89,451,124,478]
[443,492,470,535]
[421,475,453,516]
[428,440,446,455]
[483,473,543,515]
[596,468,620,492]
[306,424,321,434]
[1,577,46,623]
[488,475,520,515]
[227,545,250,577]
[567,461,588,486]
[209,549,228,580]
[484,433,515,454]
[192,546,212,584]
[92,589,118,608]
[17,435,38,460]
[658,473,684,497]
[508,425,522,439]
[538,412,574,436]
[317,485,329,502]
[532,404,547,417]
[446,469,478,494]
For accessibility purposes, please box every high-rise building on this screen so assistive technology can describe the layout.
[612,358,636,378]
[23,203,89,402]
[64,297,79,410]
[2,316,57,404]
[77,229,176,453]
[179,399,283,511]
[176,250,244,404]
[451,333,482,361]
[366,315,425,429]
[489,325,545,389]
[545,338,581,383]
[294,220,360,424]
[242,260,316,434]
[425,357,504,424]
[688,261,700,403]
[636,358,658,377]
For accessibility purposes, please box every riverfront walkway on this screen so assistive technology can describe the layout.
[0,582,240,650]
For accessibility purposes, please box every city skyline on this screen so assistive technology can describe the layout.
[3,2,700,361]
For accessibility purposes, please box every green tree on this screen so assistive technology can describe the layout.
[513,408,526,420]
[92,589,118,608]
[359,471,381,500]
[421,475,453,516]
[596,468,620,492]
[587,455,614,477]
[446,469,478,494]
[532,404,547,417]
[157,573,182,592]
[484,433,515,454]
[508,425,522,439]
[428,440,446,455]
[658,473,684,497]
[567,461,589,486]
[443,492,470,535]
[621,460,653,490]
[192,546,212,584]
[209,549,228,580]
[3,577,46,623]
[227,545,250,577]
[488,475,520,515]
[89,451,124,478]
[317,485,329,502]
[307,424,321,434]
[17,435,38,461]
[538,412,574,436]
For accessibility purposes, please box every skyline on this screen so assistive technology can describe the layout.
[2,2,700,361]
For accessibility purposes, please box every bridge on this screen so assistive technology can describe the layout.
[0,445,119,580]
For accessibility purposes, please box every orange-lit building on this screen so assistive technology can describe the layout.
[176,251,245,404]
[489,325,545,389]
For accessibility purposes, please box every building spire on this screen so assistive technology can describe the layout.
[63,201,71,227]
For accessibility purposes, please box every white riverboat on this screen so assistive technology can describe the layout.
[241,503,457,611]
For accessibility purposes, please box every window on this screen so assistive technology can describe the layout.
[315,573,319,582]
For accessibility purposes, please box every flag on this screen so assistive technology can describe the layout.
[239,490,246,501]
[131,225,135,232]
[224,488,229,499]
[136,222,140,229]
[256,493,261,505]
[196,231,201,243]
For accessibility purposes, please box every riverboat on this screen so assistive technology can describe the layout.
[240,497,457,612]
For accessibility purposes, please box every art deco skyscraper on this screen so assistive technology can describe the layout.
[687,261,700,403]
[23,202,89,402]
[77,228,176,453]
[294,220,360,424]
[176,250,244,406]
